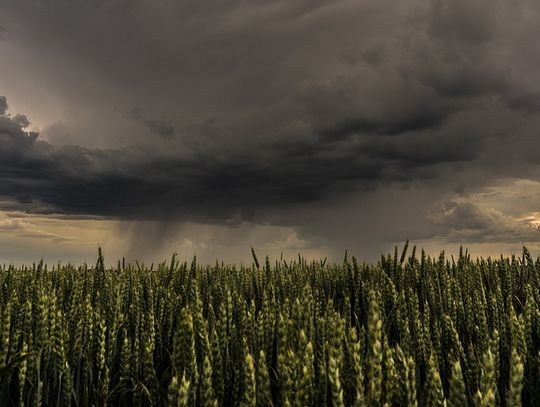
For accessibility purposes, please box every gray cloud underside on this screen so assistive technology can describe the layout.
[1,0,540,240]
[127,107,175,138]
[0,108,472,221]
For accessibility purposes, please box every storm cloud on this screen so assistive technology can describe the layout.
[127,107,176,138]
[0,101,473,221]
[1,0,540,259]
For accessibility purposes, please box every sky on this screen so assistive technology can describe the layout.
[1,0,540,265]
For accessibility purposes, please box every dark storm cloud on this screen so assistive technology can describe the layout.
[319,109,447,140]
[12,114,30,128]
[1,0,540,247]
[504,90,540,114]
[0,97,476,221]
[128,107,175,139]
[0,96,7,115]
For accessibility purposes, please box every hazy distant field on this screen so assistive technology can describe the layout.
[1,245,539,406]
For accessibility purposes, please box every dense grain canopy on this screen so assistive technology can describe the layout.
[1,246,539,406]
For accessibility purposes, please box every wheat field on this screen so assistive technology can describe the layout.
[0,244,539,406]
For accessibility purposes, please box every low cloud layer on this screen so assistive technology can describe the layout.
[0,99,481,222]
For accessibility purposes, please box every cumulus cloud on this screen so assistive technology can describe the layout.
[428,193,540,244]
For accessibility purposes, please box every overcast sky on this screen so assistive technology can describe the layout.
[1,0,540,264]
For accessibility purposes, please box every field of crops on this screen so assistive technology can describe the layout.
[0,244,539,406]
